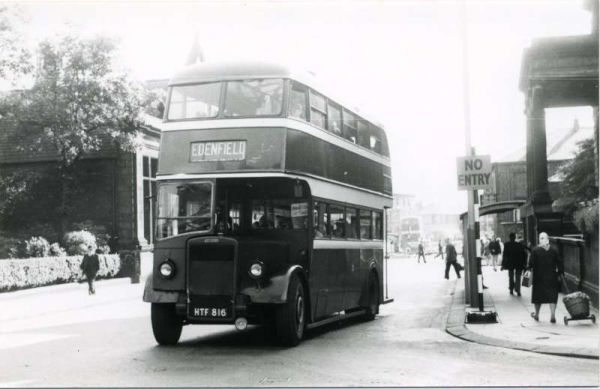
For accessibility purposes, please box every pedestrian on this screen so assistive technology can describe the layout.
[435,240,444,259]
[417,240,426,263]
[501,232,527,296]
[528,232,564,323]
[489,237,502,271]
[444,239,461,279]
[482,239,491,266]
[80,245,100,295]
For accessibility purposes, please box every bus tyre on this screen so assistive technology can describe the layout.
[151,303,183,345]
[276,275,306,347]
[364,272,379,321]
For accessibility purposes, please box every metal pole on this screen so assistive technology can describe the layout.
[461,0,479,307]
[474,190,484,311]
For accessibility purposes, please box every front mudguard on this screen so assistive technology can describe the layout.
[239,265,304,303]
[142,273,181,303]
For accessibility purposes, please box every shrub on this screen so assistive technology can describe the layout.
[573,202,599,234]
[63,230,97,255]
[24,236,50,257]
[49,242,66,257]
[0,254,123,292]
[70,220,111,247]
[0,236,22,259]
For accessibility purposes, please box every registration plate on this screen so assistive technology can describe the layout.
[190,140,246,162]
[190,307,229,318]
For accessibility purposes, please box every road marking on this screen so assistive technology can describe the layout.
[0,333,76,350]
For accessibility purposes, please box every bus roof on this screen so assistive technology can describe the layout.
[168,60,386,130]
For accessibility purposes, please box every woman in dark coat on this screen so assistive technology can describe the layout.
[529,232,563,323]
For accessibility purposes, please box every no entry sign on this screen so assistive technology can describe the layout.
[456,155,492,190]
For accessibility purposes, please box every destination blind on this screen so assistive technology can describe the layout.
[190,140,246,162]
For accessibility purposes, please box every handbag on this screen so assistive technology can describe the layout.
[558,274,569,294]
[521,270,532,288]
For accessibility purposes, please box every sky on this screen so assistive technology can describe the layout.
[15,0,597,214]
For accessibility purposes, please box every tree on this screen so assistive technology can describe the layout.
[12,34,144,237]
[0,4,32,83]
[555,138,599,217]
[559,137,600,234]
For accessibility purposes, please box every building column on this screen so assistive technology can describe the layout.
[526,85,552,205]
[134,150,148,248]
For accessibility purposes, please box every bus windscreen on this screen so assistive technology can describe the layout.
[156,181,213,238]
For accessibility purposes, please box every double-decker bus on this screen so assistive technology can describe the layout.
[143,61,393,346]
[399,216,423,254]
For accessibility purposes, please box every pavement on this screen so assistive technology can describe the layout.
[0,277,145,334]
[445,262,599,359]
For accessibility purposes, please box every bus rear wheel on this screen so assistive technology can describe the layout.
[151,303,183,345]
[276,275,306,347]
[364,272,379,321]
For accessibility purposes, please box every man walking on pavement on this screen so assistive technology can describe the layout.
[501,232,528,296]
[489,236,501,271]
[417,240,427,263]
[444,239,461,279]
[80,245,100,295]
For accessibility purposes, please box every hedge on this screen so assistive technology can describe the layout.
[0,254,134,292]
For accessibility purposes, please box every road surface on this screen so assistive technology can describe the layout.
[0,255,597,387]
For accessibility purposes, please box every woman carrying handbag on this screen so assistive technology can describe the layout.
[527,232,564,323]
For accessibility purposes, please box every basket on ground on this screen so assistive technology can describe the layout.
[563,292,590,318]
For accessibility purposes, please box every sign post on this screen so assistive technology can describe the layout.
[456,154,497,322]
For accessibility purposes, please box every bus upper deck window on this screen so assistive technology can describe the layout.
[289,83,308,121]
[167,83,220,120]
[343,110,357,143]
[357,119,370,148]
[224,79,283,117]
[327,103,342,135]
[309,90,326,129]
[370,135,382,153]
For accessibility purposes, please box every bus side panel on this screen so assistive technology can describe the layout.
[343,248,362,309]
[286,129,389,195]
[310,247,346,319]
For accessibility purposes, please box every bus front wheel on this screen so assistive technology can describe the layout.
[364,272,379,321]
[151,303,183,345]
[276,275,306,347]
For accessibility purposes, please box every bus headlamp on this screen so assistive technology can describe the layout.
[159,260,176,279]
[249,261,264,278]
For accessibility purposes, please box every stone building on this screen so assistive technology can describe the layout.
[481,121,594,241]
[480,0,598,306]
[0,112,162,257]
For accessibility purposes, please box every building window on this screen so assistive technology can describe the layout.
[143,156,158,244]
